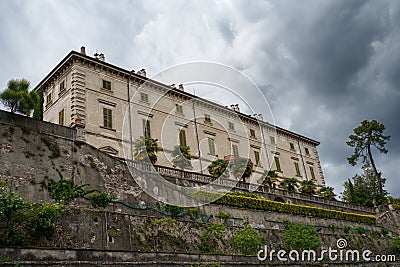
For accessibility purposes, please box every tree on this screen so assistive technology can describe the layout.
[280,177,299,192]
[259,170,278,188]
[0,79,38,115]
[299,179,317,195]
[171,145,192,170]
[32,87,44,120]
[341,167,387,206]
[207,159,229,179]
[230,157,253,182]
[346,120,390,195]
[318,186,336,200]
[133,136,161,165]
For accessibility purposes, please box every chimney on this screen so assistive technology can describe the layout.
[178,84,184,91]
[230,104,240,112]
[254,114,263,120]
[137,69,146,77]
[94,52,99,59]
[170,83,176,88]
[98,53,105,61]
[80,46,86,55]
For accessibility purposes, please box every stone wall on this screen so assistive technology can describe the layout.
[1,110,399,265]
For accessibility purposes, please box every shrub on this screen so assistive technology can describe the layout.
[199,223,227,253]
[284,221,321,250]
[0,184,65,245]
[194,190,376,224]
[230,225,264,255]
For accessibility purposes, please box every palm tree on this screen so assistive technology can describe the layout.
[259,170,278,188]
[280,177,299,192]
[133,136,160,164]
[299,179,317,195]
[230,157,253,182]
[318,186,336,200]
[171,145,192,170]
[207,159,229,179]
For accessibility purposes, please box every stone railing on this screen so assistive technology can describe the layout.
[125,160,375,215]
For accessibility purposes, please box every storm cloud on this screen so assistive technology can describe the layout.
[0,0,399,197]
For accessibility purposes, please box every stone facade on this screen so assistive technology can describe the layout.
[34,47,325,186]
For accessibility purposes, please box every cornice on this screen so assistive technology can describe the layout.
[34,50,320,146]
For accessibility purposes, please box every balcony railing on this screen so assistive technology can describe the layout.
[125,160,375,214]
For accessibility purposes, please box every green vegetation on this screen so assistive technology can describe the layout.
[259,170,278,188]
[194,190,376,224]
[133,136,161,164]
[230,157,253,181]
[346,119,390,201]
[283,221,320,250]
[187,208,200,221]
[215,211,231,220]
[162,204,185,217]
[171,145,192,170]
[230,225,264,255]
[0,79,39,115]
[199,223,227,253]
[390,236,400,252]
[0,182,65,245]
[280,177,299,192]
[318,186,336,200]
[41,166,115,208]
[207,159,229,179]
[299,179,317,195]
[342,168,387,207]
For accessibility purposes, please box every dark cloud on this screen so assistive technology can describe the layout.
[0,0,398,197]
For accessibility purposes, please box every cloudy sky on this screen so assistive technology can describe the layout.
[1,0,399,197]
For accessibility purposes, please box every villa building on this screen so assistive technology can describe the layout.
[34,47,325,186]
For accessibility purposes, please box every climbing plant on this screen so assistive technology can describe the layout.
[41,166,116,208]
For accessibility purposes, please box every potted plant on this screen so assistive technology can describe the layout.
[75,113,82,125]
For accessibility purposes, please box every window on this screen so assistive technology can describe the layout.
[103,108,113,129]
[270,136,275,144]
[208,138,216,156]
[254,150,260,166]
[232,144,239,157]
[58,109,64,126]
[59,80,65,91]
[305,147,310,155]
[204,114,211,124]
[290,143,295,150]
[228,122,235,131]
[250,129,256,138]
[175,104,183,114]
[46,93,52,105]
[310,166,316,180]
[142,119,151,138]
[102,79,111,90]
[294,162,301,176]
[179,129,187,147]
[140,92,149,103]
[274,156,281,172]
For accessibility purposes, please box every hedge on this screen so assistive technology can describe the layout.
[194,190,376,224]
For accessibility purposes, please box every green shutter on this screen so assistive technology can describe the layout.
[179,130,187,147]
